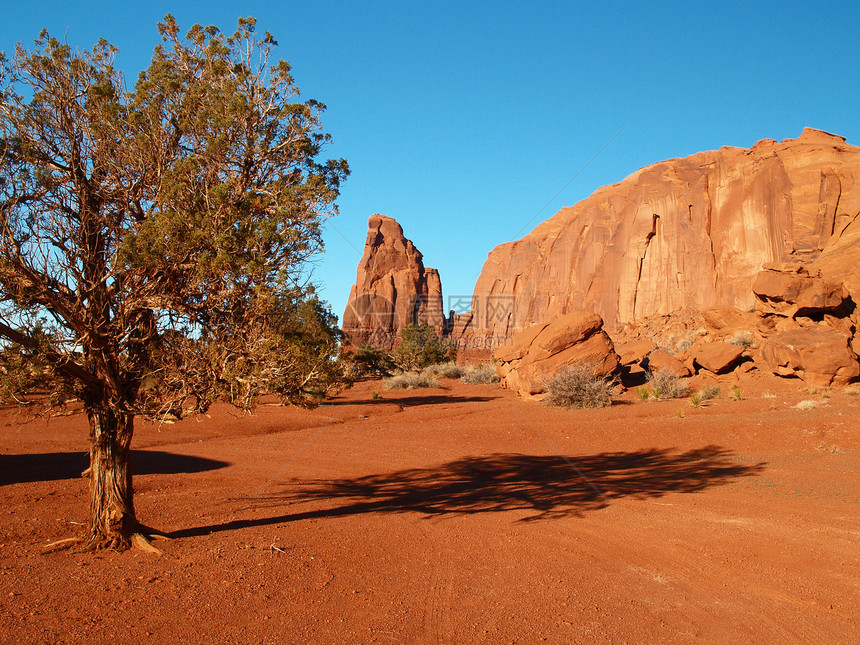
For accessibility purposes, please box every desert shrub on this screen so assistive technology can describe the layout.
[702,385,721,400]
[726,330,755,347]
[795,399,821,410]
[676,338,694,352]
[383,372,439,390]
[544,364,615,409]
[729,384,743,401]
[391,324,455,371]
[636,385,652,401]
[346,345,395,378]
[845,385,859,396]
[647,369,691,400]
[422,363,466,379]
[461,364,500,384]
[689,391,703,407]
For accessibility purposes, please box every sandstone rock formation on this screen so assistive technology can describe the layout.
[643,348,690,378]
[493,311,619,398]
[342,214,445,348]
[760,327,860,386]
[691,342,746,374]
[467,128,860,341]
[752,263,848,318]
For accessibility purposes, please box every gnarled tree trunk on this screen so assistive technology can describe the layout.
[81,406,137,551]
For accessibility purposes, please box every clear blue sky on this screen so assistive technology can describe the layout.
[3,1,859,320]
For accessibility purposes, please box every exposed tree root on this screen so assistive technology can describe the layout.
[42,526,169,555]
[42,537,84,553]
[131,532,164,555]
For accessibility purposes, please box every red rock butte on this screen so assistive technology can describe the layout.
[342,214,445,348]
[460,128,860,340]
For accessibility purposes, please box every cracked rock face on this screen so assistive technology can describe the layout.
[342,214,445,349]
[468,128,860,341]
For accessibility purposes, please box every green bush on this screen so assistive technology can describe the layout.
[346,345,395,378]
[544,364,615,409]
[391,324,455,371]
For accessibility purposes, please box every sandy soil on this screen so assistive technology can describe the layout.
[1,373,858,644]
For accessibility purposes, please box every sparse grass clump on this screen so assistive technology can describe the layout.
[544,364,615,409]
[422,363,465,379]
[729,384,743,401]
[461,364,500,385]
[636,385,652,401]
[646,369,691,400]
[702,385,721,400]
[845,385,860,396]
[383,373,439,390]
[726,330,755,347]
[795,399,821,411]
[690,385,721,407]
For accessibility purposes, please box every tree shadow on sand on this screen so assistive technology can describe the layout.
[323,394,498,408]
[170,446,765,538]
[0,450,229,486]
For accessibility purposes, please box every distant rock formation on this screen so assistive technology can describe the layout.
[342,214,445,348]
[466,128,860,341]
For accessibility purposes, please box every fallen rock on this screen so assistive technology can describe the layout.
[342,214,446,348]
[615,339,657,365]
[760,327,860,386]
[494,311,619,398]
[701,306,760,333]
[693,342,746,374]
[644,348,690,378]
[753,266,848,318]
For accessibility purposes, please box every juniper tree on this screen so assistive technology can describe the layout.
[0,16,348,552]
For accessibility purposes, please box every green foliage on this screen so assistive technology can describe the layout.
[383,372,439,390]
[256,289,347,405]
[636,385,652,401]
[391,324,454,371]
[689,391,703,407]
[730,384,743,401]
[0,16,349,418]
[0,321,59,404]
[345,345,395,379]
[544,363,615,409]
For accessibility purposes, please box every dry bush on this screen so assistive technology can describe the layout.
[461,364,500,385]
[422,363,466,379]
[647,369,691,400]
[726,330,755,347]
[544,364,615,409]
[795,399,822,411]
[383,373,439,390]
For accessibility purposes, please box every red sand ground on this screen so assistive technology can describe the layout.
[1,374,859,644]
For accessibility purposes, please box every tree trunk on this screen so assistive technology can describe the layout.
[81,406,137,551]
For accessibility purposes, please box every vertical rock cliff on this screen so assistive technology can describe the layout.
[342,214,445,348]
[466,128,860,340]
